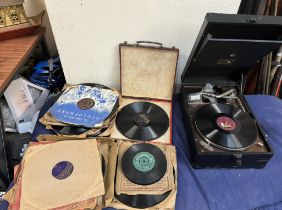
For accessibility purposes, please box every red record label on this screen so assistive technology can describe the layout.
[216,116,236,131]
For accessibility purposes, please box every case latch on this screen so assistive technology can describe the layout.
[232,154,243,167]
[246,17,257,23]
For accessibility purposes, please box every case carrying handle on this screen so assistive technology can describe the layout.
[136,41,163,47]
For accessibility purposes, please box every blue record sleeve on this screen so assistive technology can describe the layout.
[49,85,119,128]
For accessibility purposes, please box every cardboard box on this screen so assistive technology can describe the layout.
[35,135,178,210]
[104,139,177,210]
[4,139,105,210]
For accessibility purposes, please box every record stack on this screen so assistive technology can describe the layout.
[3,140,105,210]
[105,140,177,210]
[37,135,111,178]
[40,83,120,137]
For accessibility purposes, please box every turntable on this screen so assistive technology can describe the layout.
[180,13,282,168]
[111,41,179,144]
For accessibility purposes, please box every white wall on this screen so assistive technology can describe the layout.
[45,0,240,90]
[24,0,57,56]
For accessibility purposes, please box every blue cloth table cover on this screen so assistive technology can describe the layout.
[1,95,282,210]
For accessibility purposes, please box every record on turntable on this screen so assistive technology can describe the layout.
[115,102,169,141]
[49,84,119,128]
[195,103,258,151]
[115,143,171,209]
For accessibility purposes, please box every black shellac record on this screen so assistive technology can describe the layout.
[195,103,258,151]
[116,102,169,141]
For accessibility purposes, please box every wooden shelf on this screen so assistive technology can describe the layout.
[0,28,46,96]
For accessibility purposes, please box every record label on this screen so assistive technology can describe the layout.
[77,98,95,110]
[52,161,74,180]
[133,152,155,172]
[216,116,236,131]
[49,85,119,128]
[134,113,150,126]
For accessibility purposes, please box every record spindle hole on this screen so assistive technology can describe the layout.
[52,161,74,180]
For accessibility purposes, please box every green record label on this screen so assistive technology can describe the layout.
[133,152,155,172]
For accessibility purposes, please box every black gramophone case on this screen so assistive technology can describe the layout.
[180,13,282,168]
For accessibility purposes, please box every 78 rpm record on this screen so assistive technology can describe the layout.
[52,125,89,135]
[20,140,104,209]
[49,83,119,128]
[115,190,171,209]
[116,143,169,209]
[195,103,258,151]
[51,83,119,136]
[52,124,108,136]
[121,143,167,185]
[101,154,106,177]
[116,102,169,141]
[52,83,119,121]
